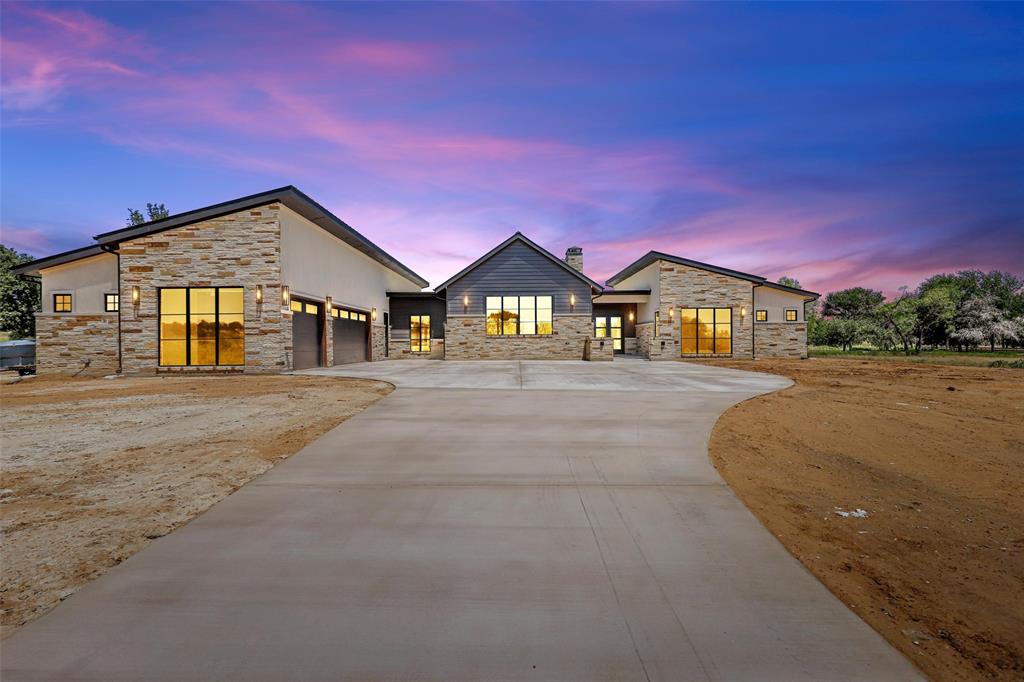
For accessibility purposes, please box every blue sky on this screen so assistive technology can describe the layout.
[2,1,1022,293]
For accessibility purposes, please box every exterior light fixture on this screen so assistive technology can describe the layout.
[570,293,576,310]
[629,311,635,322]
[131,286,140,306]
[281,285,290,306]
[325,296,333,314]
[463,294,469,311]
[255,285,264,306]
[668,306,674,321]
[371,307,377,321]
[740,306,747,319]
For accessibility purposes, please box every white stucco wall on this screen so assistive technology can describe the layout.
[753,286,809,322]
[279,206,422,315]
[40,253,118,313]
[612,261,661,322]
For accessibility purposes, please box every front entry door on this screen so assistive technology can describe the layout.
[594,316,623,353]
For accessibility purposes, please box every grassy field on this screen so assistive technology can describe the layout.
[810,346,1024,367]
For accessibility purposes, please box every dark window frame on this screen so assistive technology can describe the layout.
[785,308,798,322]
[158,286,245,367]
[53,293,73,313]
[410,314,431,352]
[755,309,767,322]
[485,294,553,336]
[105,293,120,312]
[680,306,733,356]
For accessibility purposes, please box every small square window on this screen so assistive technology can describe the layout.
[105,293,119,312]
[755,310,767,322]
[785,309,798,322]
[54,294,72,312]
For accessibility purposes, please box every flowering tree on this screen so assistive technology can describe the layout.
[950,295,1016,351]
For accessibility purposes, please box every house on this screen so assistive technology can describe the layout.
[14,186,427,375]
[14,187,818,374]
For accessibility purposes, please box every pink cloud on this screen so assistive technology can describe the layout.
[331,41,443,70]
[0,225,52,254]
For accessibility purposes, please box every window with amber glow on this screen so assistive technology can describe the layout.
[159,287,244,366]
[680,307,731,355]
[486,295,552,335]
[785,309,798,322]
[53,294,72,312]
[410,315,430,352]
[755,310,767,322]
[654,311,660,337]
[105,293,119,312]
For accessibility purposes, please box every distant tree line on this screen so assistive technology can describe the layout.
[803,271,1024,354]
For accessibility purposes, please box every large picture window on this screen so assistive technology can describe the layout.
[680,307,732,355]
[159,287,244,366]
[410,315,430,352]
[486,295,552,336]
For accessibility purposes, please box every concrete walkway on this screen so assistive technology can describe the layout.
[2,360,923,681]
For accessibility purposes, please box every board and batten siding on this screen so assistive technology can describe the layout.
[445,241,593,317]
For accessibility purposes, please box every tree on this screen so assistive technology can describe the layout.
[950,295,1011,352]
[821,287,884,320]
[0,245,40,339]
[777,276,802,289]
[876,291,920,355]
[127,203,170,226]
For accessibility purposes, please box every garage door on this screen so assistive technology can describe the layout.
[291,299,323,370]
[332,308,368,365]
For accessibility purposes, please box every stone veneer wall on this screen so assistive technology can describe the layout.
[636,322,653,358]
[651,262,755,360]
[444,315,592,360]
[34,313,119,376]
[589,337,614,361]
[370,324,387,361]
[119,204,289,374]
[754,322,808,358]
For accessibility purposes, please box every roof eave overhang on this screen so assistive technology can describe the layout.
[11,245,109,277]
[92,186,429,289]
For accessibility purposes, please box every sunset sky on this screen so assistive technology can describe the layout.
[2,2,1021,295]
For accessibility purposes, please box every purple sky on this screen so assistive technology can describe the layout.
[2,2,1022,295]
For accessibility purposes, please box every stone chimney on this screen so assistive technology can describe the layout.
[564,246,583,273]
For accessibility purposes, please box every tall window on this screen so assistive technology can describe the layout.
[755,310,767,322]
[654,311,660,337]
[785,309,798,322]
[410,315,430,352]
[159,287,244,366]
[486,295,552,335]
[105,293,119,312]
[681,307,732,355]
[53,294,72,312]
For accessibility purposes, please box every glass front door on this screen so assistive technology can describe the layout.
[594,316,623,353]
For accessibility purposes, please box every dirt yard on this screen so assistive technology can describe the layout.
[0,374,391,638]
[706,358,1023,682]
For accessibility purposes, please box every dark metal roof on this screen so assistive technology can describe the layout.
[12,244,109,277]
[605,251,819,299]
[434,232,603,292]
[92,185,428,288]
[386,291,446,299]
[594,288,651,296]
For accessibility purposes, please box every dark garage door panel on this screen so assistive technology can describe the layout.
[292,305,322,370]
[333,317,367,365]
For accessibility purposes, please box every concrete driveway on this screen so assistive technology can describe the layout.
[2,360,923,681]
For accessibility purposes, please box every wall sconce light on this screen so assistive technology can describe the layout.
[628,311,635,322]
[371,307,377,321]
[668,306,674,321]
[325,296,333,314]
[740,306,747,319]
[255,284,264,305]
[131,285,140,306]
[570,293,576,310]
[281,285,290,306]
[463,294,469,312]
